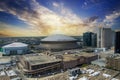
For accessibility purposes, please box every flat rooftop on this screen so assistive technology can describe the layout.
[107,54,120,59]
[91,58,106,67]
[23,53,61,65]
[62,52,97,61]
[79,65,120,80]
[0,57,11,64]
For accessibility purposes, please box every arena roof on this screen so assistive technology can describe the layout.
[2,42,28,48]
[41,34,77,42]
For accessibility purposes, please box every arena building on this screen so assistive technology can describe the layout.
[40,34,80,51]
[2,42,28,55]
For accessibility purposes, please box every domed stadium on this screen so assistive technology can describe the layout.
[40,34,79,51]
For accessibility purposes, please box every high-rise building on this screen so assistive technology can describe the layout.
[83,32,97,47]
[115,31,120,53]
[92,33,97,47]
[97,28,115,49]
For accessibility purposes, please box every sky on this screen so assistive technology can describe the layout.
[0,0,120,37]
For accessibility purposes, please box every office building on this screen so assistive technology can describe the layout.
[98,28,115,49]
[83,32,97,47]
[115,31,120,53]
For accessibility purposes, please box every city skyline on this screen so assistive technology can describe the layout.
[0,0,120,37]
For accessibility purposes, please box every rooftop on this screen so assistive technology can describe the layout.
[0,76,10,80]
[63,52,97,61]
[91,58,106,67]
[23,53,61,65]
[2,42,28,48]
[107,54,120,59]
[41,34,77,42]
[0,57,11,64]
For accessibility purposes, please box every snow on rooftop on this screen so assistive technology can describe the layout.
[79,76,89,80]
[2,42,28,48]
[0,71,6,76]
[6,70,17,77]
[41,34,77,41]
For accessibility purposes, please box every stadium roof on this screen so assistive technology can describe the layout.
[2,42,28,48]
[41,34,77,42]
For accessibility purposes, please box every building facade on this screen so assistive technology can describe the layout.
[106,54,120,70]
[62,53,98,70]
[83,32,97,47]
[40,34,79,51]
[18,53,62,77]
[97,28,115,49]
[115,31,120,53]
[2,42,28,55]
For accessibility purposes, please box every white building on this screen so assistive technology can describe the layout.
[97,27,115,49]
[2,42,28,55]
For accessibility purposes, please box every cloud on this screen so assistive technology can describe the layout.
[53,2,59,7]
[0,0,98,36]
[0,22,44,37]
[103,11,120,27]
[84,16,99,23]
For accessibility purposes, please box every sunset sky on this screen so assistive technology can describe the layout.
[0,0,120,37]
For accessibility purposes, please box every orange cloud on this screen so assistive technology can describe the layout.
[0,0,97,37]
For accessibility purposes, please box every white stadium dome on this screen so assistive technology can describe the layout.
[2,42,28,55]
[40,34,79,51]
[41,34,77,42]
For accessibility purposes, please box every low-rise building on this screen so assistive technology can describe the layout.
[18,51,98,77]
[18,53,62,76]
[106,54,120,70]
[62,52,98,70]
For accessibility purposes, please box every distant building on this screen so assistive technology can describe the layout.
[97,28,115,49]
[106,54,120,70]
[2,42,28,55]
[92,33,97,47]
[83,32,97,47]
[115,31,120,53]
[40,34,80,51]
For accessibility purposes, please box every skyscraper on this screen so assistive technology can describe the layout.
[97,28,115,49]
[115,31,120,53]
[83,32,97,47]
